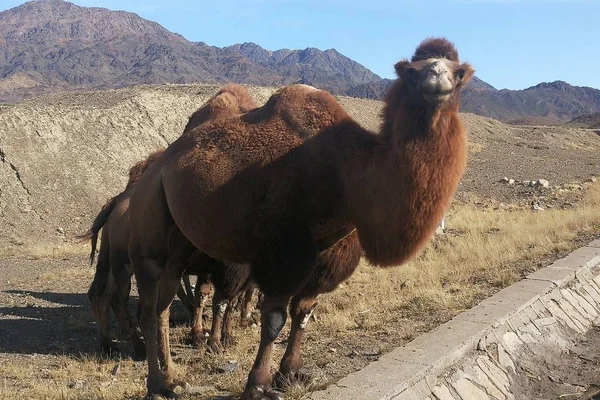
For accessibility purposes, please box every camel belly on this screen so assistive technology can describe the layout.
[162,161,263,264]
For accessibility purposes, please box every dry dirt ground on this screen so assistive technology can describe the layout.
[1,84,600,399]
[2,232,600,400]
[511,323,600,400]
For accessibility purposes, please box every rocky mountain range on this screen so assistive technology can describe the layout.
[1,0,600,124]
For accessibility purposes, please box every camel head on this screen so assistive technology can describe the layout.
[394,37,474,108]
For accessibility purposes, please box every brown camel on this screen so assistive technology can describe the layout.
[79,148,164,359]
[79,84,259,358]
[127,37,474,399]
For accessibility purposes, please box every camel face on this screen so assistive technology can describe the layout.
[395,57,474,107]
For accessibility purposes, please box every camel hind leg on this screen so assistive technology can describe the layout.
[191,273,212,347]
[240,285,257,328]
[109,257,146,360]
[221,291,242,348]
[155,229,196,386]
[129,174,176,398]
[207,289,228,353]
[88,228,120,356]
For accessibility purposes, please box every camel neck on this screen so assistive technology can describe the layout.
[340,106,467,267]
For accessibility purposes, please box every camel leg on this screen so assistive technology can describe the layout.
[275,295,318,388]
[240,286,256,327]
[89,278,119,356]
[242,295,291,400]
[256,290,265,311]
[183,274,196,307]
[221,292,242,348]
[110,261,146,360]
[88,230,120,356]
[135,257,174,399]
[176,275,195,320]
[191,273,212,347]
[156,265,185,386]
[207,289,228,353]
[242,221,318,399]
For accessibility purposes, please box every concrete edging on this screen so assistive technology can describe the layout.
[308,238,600,400]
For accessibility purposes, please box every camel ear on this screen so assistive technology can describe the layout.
[395,60,418,83]
[455,63,475,86]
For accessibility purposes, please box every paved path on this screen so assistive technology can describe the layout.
[309,239,600,400]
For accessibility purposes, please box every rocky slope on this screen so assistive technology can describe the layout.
[1,83,599,251]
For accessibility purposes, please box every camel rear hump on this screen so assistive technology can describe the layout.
[184,84,257,133]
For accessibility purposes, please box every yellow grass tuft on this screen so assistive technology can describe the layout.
[0,242,90,260]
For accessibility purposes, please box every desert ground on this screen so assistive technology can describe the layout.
[1,84,599,399]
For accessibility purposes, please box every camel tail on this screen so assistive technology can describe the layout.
[75,194,119,265]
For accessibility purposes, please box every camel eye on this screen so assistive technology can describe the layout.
[456,68,465,80]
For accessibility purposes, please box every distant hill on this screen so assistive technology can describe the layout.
[0,0,380,102]
[1,0,600,124]
[567,113,600,129]
[460,80,600,124]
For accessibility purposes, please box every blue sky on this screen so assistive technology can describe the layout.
[2,0,599,90]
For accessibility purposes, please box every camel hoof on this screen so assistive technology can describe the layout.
[241,386,284,400]
[206,338,223,354]
[221,333,237,348]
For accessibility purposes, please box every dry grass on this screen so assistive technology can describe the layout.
[0,242,89,260]
[468,141,485,154]
[0,354,146,400]
[317,182,600,334]
[1,183,599,400]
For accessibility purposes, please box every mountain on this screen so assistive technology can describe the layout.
[0,0,380,102]
[460,80,600,124]
[1,0,600,124]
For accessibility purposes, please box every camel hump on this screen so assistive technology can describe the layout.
[292,83,319,92]
[214,83,256,113]
[184,84,258,133]
[262,84,345,120]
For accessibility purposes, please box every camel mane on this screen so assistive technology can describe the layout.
[411,37,459,62]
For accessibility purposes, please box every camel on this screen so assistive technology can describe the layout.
[127,37,474,399]
[79,149,164,359]
[82,181,257,358]
[79,84,259,358]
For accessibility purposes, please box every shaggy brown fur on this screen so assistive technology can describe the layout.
[80,85,259,359]
[126,148,166,190]
[128,37,473,399]
[183,83,257,133]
